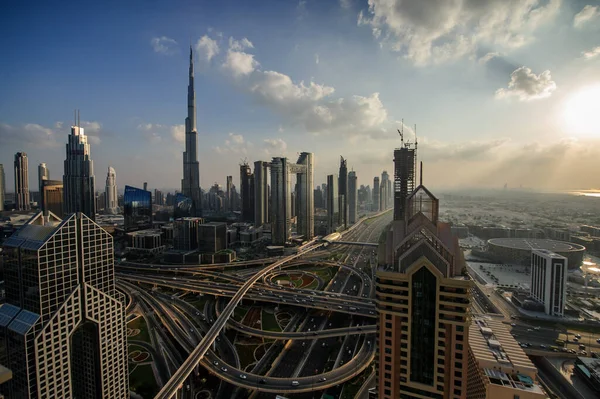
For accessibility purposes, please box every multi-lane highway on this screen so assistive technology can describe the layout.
[118,209,392,398]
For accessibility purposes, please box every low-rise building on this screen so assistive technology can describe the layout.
[467,317,546,399]
[126,229,165,254]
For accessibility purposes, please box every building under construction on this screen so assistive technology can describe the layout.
[393,126,417,221]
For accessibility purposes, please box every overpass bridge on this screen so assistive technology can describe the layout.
[330,241,378,247]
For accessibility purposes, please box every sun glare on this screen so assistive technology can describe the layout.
[563,84,600,136]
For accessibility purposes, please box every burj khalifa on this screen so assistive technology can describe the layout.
[181,46,202,216]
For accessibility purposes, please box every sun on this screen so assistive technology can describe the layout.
[563,84,600,136]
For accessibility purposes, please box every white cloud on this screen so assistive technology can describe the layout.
[358,0,561,66]
[151,36,178,55]
[582,46,600,60]
[0,122,59,147]
[170,125,185,143]
[263,138,288,155]
[478,52,501,65]
[223,49,260,77]
[228,37,254,51]
[215,133,252,154]
[137,123,166,144]
[574,5,600,28]
[196,35,220,62]
[495,66,556,101]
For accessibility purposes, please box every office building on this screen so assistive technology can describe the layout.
[154,189,164,206]
[198,222,227,253]
[174,193,193,219]
[38,163,49,196]
[181,47,202,217]
[270,157,291,245]
[467,317,546,398]
[14,152,30,211]
[63,118,96,220]
[0,212,128,398]
[143,182,148,191]
[348,170,357,224]
[376,175,471,398]
[173,217,204,251]
[0,164,5,211]
[225,175,233,211]
[373,177,380,212]
[380,170,390,211]
[240,162,254,223]
[96,191,106,212]
[254,161,269,227]
[105,166,118,214]
[394,146,416,220]
[530,249,568,316]
[295,152,314,239]
[123,185,152,231]
[41,179,64,218]
[338,156,348,228]
[327,174,339,234]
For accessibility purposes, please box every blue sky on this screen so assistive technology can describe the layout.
[1,0,600,194]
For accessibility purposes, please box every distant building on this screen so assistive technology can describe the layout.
[123,185,152,231]
[270,157,291,245]
[574,357,600,395]
[467,317,547,398]
[174,193,193,219]
[373,176,380,212]
[254,161,269,226]
[173,217,204,251]
[41,179,64,218]
[0,164,5,211]
[198,222,227,253]
[327,174,339,234]
[380,170,390,211]
[14,152,30,211]
[225,175,233,211]
[393,146,416,220]
[240,163,254,222]
[338,156,348,228]
[126,229,165,254]
[63,121,96,220]
[105,166,118,214]
[0,212,128,398]
[294,152,314,240]
[154,189,164,206]
[530,249,567,316]
[38,162,49,196]
[348,170,357,224]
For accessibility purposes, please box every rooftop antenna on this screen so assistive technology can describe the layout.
[414,124,418,185]
[420,161,423,186]
[74,109,77,126]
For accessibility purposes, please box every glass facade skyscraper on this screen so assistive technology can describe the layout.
[0,212,128,398]
[123,185,152,231]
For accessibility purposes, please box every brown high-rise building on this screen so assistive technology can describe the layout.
[41,179,64,218]
[376,159,471,398]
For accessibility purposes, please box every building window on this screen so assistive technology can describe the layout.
[410,266,437,386]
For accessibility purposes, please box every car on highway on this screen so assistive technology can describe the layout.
[510,323,516,327]
[221,367,228,372]
[573,337,579,342]
[540,345,547,349]
[213,361,219,366]
[320,377,327,382]
[239,374,247,379]
[534,326,540,330]
[597,338,600,344]
[291,381,300,386]
[575,334,582,339]
[259,379,266,385]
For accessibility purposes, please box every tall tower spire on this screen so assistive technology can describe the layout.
[181,45,202,216]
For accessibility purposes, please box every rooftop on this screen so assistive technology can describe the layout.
[488,238,584,252]
[470,317,544,395]
[532,248,566,259]
[127,229,162,237]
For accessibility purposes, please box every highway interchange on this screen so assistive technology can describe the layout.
[119,210,393,399]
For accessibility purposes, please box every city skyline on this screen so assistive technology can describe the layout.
[1,1,599,193]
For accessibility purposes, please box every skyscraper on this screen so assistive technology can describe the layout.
[0,212,128,398]
[123,185,153,231]
[63,119,96,220]
[530,249,567,316]
[181,47,202,217]
[41,179,64,217]
[348,170,357,224]
[105,166,118,214]
[376,174,471,398]
[254,161,269,227]
[338,156,348,229]
[0,163,5,211]
[14,152,30,211]
[295,152,314,239]
[270,157,291,245]
[225,175,233,211]
[394,146,416,220]
[38,162,49,196]
[240,162,254,223]
[327,174,339,234]
[373,176,380,212]
[380,171,390,211]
